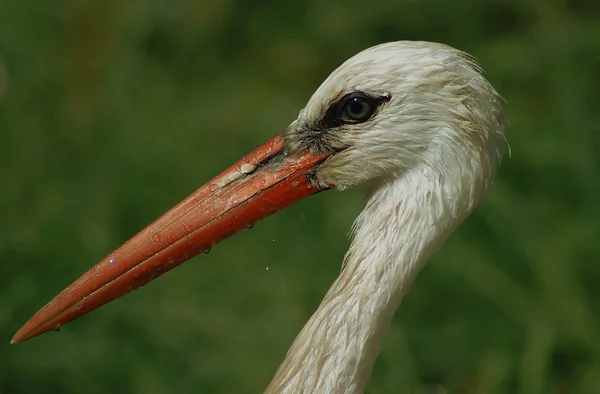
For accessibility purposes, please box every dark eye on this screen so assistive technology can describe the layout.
[342,95,375,123]
[319,91,389,129]
[340,93,377,123]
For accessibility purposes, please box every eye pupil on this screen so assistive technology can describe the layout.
[349,98,367,116]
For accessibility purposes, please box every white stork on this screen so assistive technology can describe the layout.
[12,41,506,393]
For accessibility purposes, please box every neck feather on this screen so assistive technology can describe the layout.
[266,149,487,394]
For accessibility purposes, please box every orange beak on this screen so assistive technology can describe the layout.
[12,134,334,344]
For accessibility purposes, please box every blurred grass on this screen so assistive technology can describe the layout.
[1,0,599,393]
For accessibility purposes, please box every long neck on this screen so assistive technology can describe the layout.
[266,159,481,394]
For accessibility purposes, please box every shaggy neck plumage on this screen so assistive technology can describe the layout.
[266,147,483,394]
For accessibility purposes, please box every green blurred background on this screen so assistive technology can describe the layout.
[1,0,599,393]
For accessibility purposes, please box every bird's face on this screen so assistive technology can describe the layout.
[285,41,506,191]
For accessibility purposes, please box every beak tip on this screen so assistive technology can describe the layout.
[10,332,24,345]
[11,320,46,345]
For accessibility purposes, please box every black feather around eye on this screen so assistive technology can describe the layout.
[319,92,390,129]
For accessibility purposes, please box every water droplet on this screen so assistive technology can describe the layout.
[265,266,270,271]
[152,232,161,242]
[166,235,172,242]
[247,224,254,230]
[204,248,211,254]
[306,183,312,189]
[109,257,116,264]
[184,224,192,232]
[272,238,275,242]
[232,199,239,205]
[209,184,217,192]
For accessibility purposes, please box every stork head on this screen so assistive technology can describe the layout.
[12,41,507,344]
[285,41,506,191]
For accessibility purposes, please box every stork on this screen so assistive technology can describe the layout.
[12,41,506,393]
